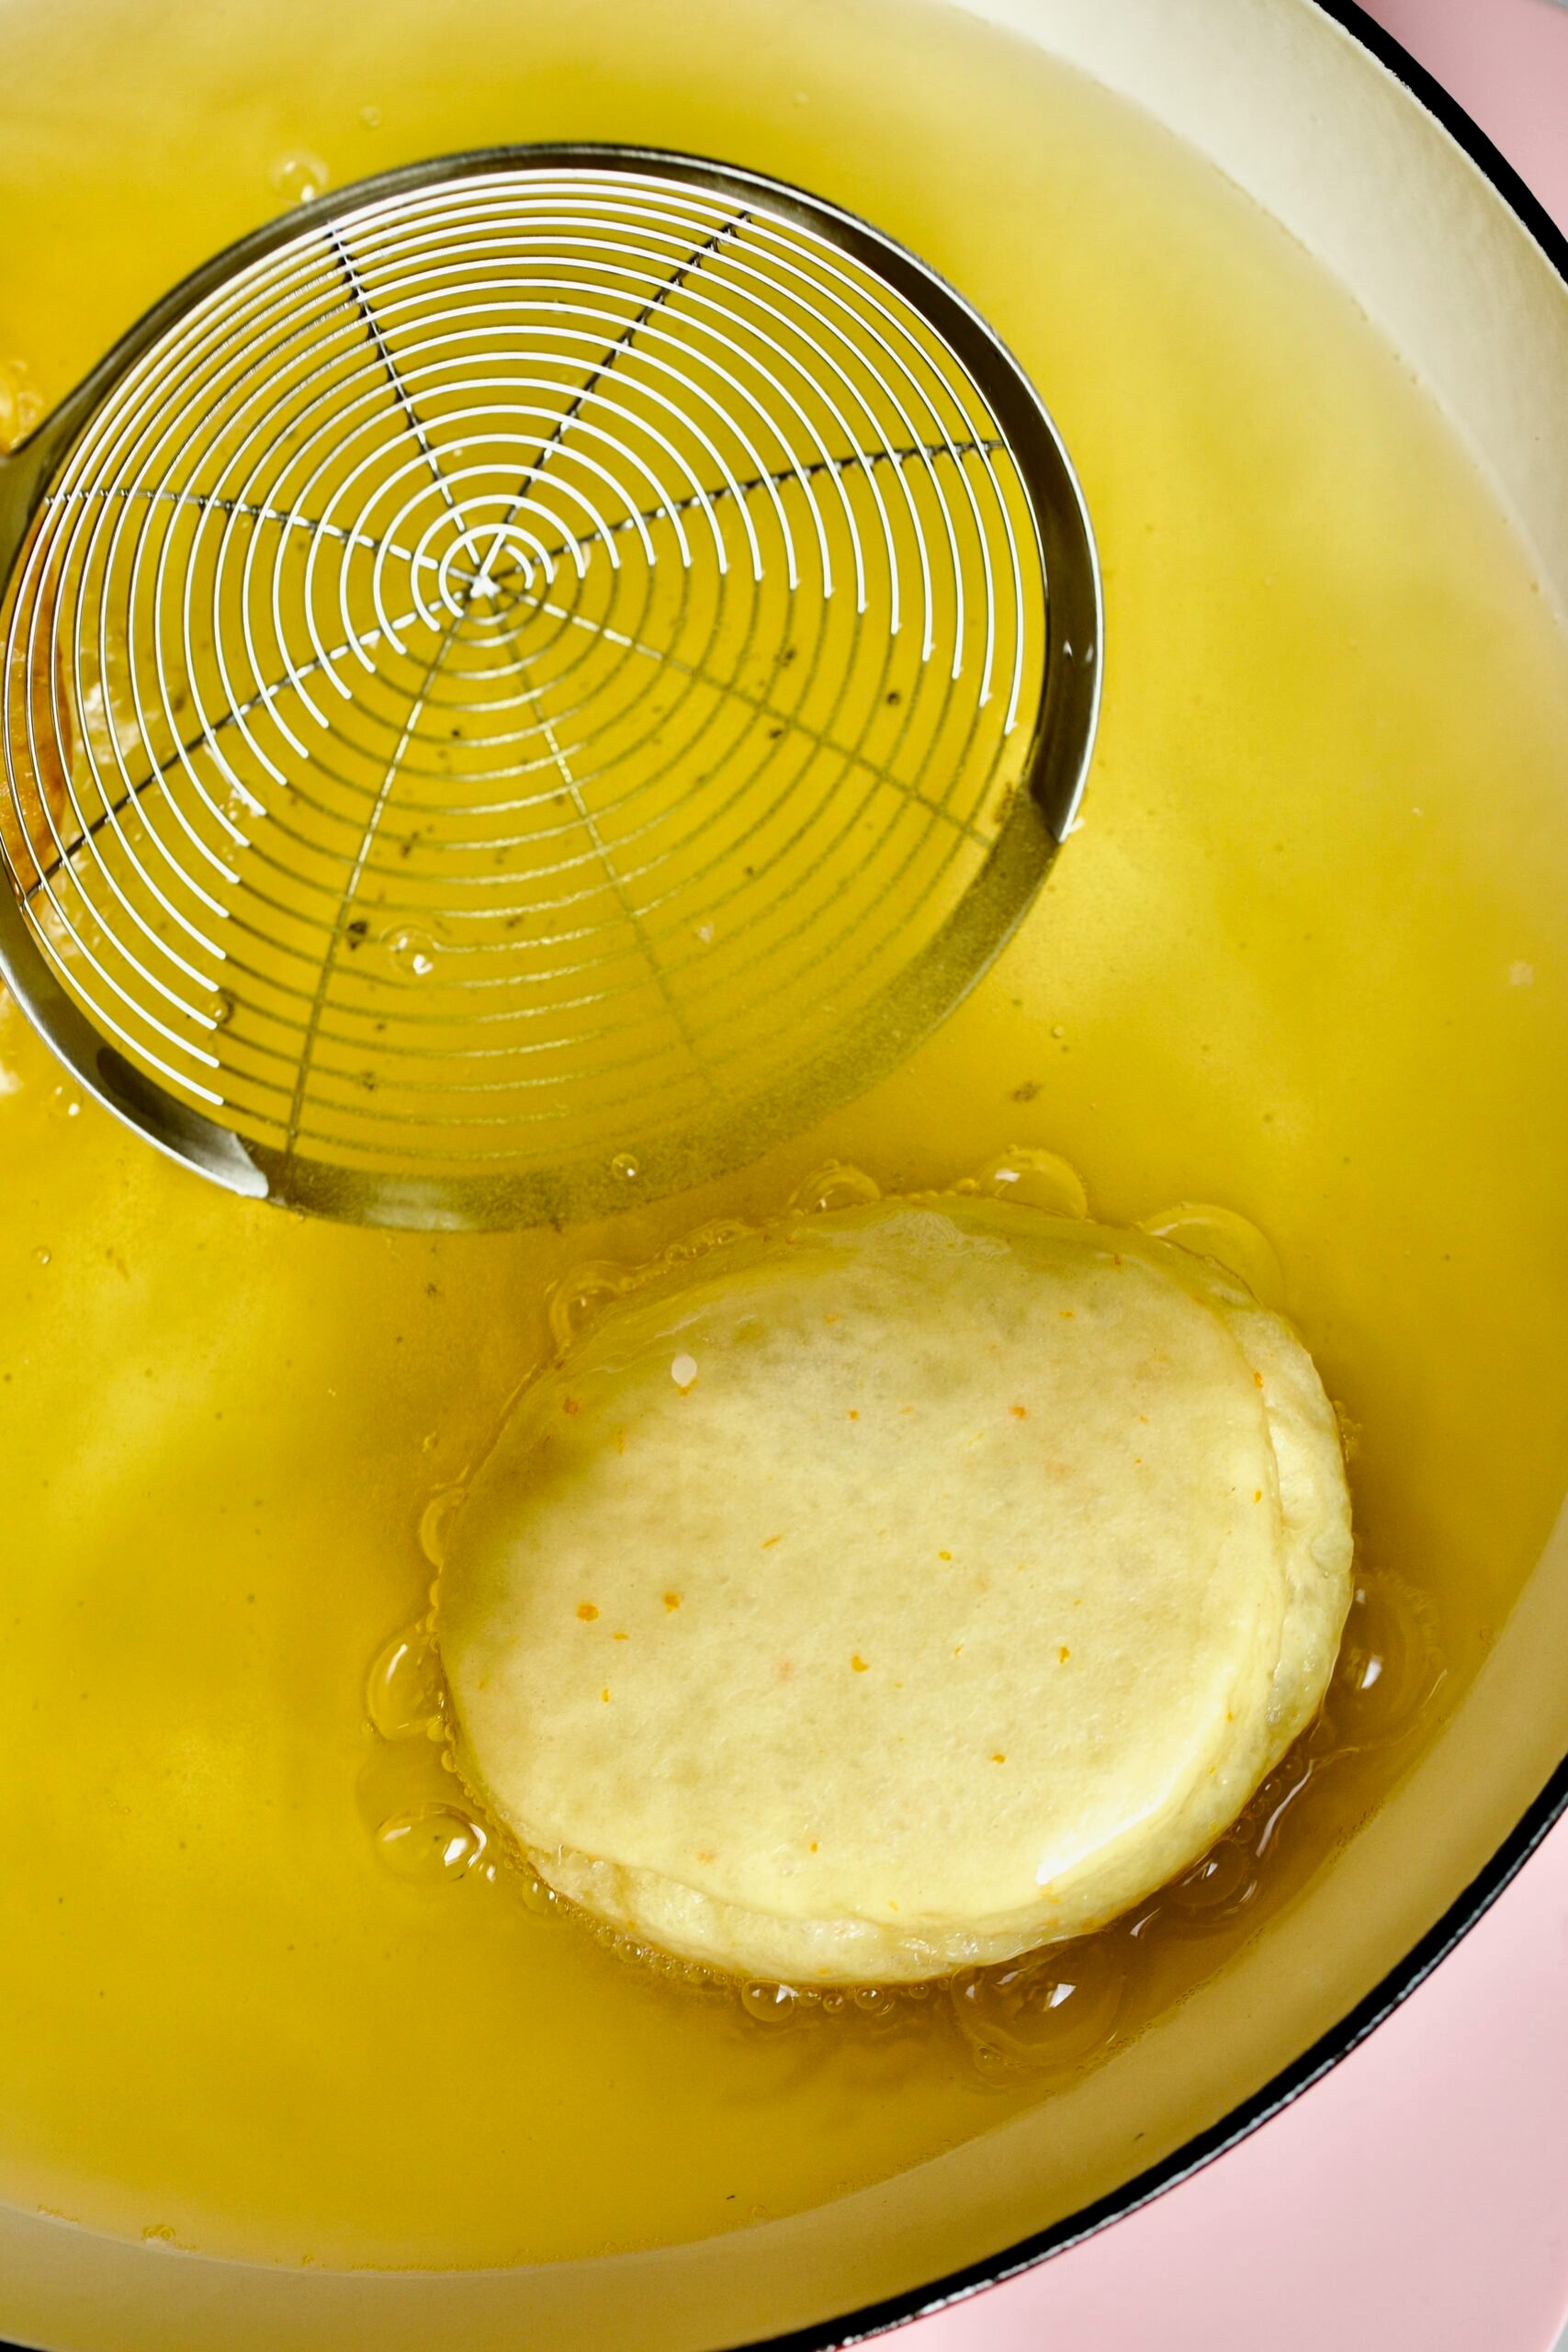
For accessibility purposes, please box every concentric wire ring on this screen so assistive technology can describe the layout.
[0,145,1100,1227]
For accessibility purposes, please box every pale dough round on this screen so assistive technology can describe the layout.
[438,1198,1352,1984]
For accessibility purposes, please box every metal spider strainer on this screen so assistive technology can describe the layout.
[0,145,1100,1229]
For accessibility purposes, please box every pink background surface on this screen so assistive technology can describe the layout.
[888,4,1568,2346]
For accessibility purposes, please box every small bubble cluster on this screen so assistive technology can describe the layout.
[361,1586,583,1919]
[545,1217,762,1356]
[661,1216,754,1265]
[360,1626,503,1900]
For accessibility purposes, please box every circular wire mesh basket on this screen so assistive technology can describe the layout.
[0,146,1100,1227]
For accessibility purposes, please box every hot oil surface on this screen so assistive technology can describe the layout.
[3,0,1568,2270]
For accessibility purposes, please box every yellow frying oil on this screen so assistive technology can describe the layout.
[4,0,1568,2273]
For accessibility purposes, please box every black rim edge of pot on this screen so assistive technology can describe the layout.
[1,9,1564,2352]
[735,3,1568,2346]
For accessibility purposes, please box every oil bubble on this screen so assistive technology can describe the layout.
[417,1482,466,1569]
[1136,1203,1286,1310]
[269,151,331,205]
[382,924,437,978]
[1244,1741,1320,1865]
[516,1865,559,1918]
[611,1152,641,1183]
[790,1161,881,1215]
[951,1938,1123,2074]
[850,1984,898,2020]
[1328,1572,1442,1745]
[740,1980,802,2028]
[366,1619,445,1740]
[48,1084,83,1123]
[972,1147,1089,1218]
[209,989,236,1031]
[375,1804,487,1883]
[547,1261,626,1351]
[1164,1835,1259,1922]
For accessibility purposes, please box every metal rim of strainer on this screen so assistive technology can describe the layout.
[0,143,1101,1230]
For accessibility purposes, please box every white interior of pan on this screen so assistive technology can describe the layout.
[4,2,1566,2346]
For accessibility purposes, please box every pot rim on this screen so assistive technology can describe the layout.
[733,2,1568,2344]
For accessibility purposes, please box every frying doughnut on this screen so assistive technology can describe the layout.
[438,1198,1351,1983]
